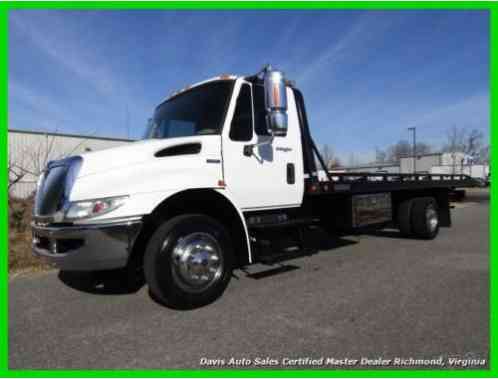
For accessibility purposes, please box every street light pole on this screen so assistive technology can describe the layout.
[408,127,417,174]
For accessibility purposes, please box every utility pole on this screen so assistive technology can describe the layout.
[408,127,417,174]
[125,104,131,140]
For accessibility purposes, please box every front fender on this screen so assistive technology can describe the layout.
[213,188,252,263]
[74,187,253,264]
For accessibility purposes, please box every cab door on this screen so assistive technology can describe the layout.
[222,79,304,211]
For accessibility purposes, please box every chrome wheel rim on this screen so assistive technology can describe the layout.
[426,204,439,233]
[170,232,223,293]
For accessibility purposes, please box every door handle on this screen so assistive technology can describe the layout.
[287,163,295,184]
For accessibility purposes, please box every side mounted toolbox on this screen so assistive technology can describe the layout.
[351,193,392,228]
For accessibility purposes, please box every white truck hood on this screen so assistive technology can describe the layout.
[68,135,224,202]
[76,136,219,178]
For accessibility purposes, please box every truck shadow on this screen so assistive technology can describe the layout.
[360,227,442,239]
[361,230,411,239]
[57,234,358,298]
[58,269,143,295]
[240,264,300,280]
[241,234,358,280]
[309,232,359,250]
[463,191,490,204]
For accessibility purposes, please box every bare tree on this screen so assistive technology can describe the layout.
[320,144,334,168]
[375,147,386,163]
[442,125,484,157]
[442,126,487,173]
[386,140,410,162]
[466,129,484,157]
[415,142,432,156]
[329,156,342,169]
[348,153,358,167]
[479,145,490,164]
[9,132,62,197]
[8,152,26,192]
[387,140,431,162]
[24,133,58,178]
[318,144,343,169]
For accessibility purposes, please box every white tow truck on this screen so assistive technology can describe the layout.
[32,66,476,308]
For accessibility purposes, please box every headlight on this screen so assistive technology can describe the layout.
[65,196,128,220]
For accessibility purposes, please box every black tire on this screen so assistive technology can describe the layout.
[144,214,233,309]
[397,199,414,237]
[411,197,440,239]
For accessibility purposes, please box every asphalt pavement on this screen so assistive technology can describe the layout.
[9,192,489,369]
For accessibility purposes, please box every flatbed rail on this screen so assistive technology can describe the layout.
[306,172,478,195]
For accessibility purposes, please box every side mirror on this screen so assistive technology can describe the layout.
[263,68,288,137]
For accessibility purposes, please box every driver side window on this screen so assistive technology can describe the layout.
[229,84,253,142]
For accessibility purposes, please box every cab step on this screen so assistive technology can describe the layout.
[251,225,318,264]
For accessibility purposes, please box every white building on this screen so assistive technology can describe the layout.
[400,152,466,174]
[8,129,133,198]
[341,151,489,183]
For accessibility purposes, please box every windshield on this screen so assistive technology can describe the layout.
[144,81,234,139]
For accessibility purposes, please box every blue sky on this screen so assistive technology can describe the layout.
[9,10,489,163]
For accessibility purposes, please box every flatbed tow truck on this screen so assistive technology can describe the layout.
[32,65,477,308]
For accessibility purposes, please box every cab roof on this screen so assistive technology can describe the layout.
[162,74,239,103]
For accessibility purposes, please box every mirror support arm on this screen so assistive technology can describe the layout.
[243,136,274,157]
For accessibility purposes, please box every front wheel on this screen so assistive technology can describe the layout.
[144,214,233,309]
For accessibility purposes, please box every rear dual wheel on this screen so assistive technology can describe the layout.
[397,197,439,239]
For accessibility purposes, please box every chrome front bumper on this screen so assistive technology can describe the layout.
[31,218,142,271]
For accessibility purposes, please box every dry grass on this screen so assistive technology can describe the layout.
[9,196,51,273]
[9,230,52,273]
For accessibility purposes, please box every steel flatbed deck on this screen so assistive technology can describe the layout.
[306,173,478,195]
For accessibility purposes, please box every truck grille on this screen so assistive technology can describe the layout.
[34,164,69,217]
[33,155,85,219]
